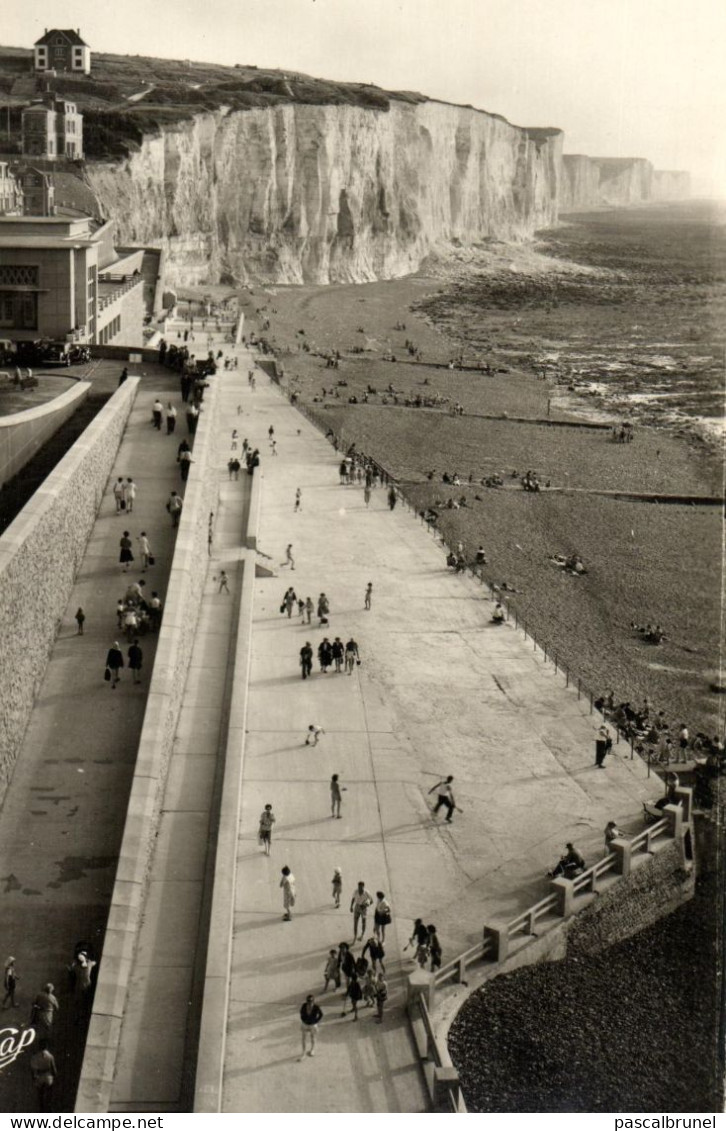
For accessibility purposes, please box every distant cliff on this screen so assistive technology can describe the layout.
[85,101,562,286]
[561,155,689,211]
[652,170,691,201]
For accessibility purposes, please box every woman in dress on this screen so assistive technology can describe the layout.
[119,531,134,571]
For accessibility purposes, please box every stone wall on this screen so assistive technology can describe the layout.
[0,380,91,489]
[76,374,221,1113]
[0,377,139,801]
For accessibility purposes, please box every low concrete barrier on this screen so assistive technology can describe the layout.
[75,377,221,1113]
[0,378,138,803]
[0,379,91,488]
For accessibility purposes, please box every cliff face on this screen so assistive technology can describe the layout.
[561,155,690,211]
[652,170,691,201]
[85,101,562,286]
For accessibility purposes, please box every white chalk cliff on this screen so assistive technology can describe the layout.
[85,101,562,286]
[560,155,690,212]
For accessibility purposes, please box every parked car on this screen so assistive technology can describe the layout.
[35,340,91,367]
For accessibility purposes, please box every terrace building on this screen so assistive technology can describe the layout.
[33,29,91,75]
[0,164,23,216]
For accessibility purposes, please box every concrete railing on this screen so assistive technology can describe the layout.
[407,978,467,1113]
[435,791,690,981]
[75,376,221,1113]
[408,790,693,1109]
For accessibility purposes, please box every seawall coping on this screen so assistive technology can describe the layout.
[0,380,90,430]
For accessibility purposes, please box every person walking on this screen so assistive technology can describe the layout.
[363,484,371,507]
[152,399,163,430]
[428,775,459,823]
[345,637,360,674]
[331,867,342,908]
[186,402,199,434]
[294,488,302,512]
[331,637,344,673]
[317,593,329,624]
[125,478,137,513]
[300,642,313,680]
[341,974,362,1021]
[388,485,397,510]
[428,924,442,972]
[166,403,177,434]
[318,638,332,672]
[304,597,314,625]
[362,936,385,974]
[283,588,296,618]
[30,984,59,1040]
[119,531,134,572]
[323,951,341,993]
[112,477,126,514]
[373,891,392,942]
[138,532,152,571]
[128,639,143,684]
[364,582,373,610]
[218,571,230,594]
[75,608,85,635]
[350,881,373,942]
[167,491,183,527]
[2,956,19,1008]
[299,994,323,1058]
[258,804,275,856]
[29,1043,57,1112]
[105,642,124,689]
[280,866,296,921]
[405,920,430,967]
[330,774,344,818]
[179,448,194,482]
[118,366,129,386]
[374,972,388,1023]
[283,544,295,570]
[595,724,613,768]
[305,724,325,747]
[338,942,355,989]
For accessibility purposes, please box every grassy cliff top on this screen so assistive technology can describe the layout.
[0,44,561,162]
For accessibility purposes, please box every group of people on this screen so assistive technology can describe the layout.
[3,943,98,1110]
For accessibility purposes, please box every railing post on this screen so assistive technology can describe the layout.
[550,877,574,918]
[433,1067,461,1111]
[577,677,581,700]
[611,839,632,877]
[483,923,508,962]
[674,786,692,824]
[663,803,683,841]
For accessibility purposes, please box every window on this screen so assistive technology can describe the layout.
[0,292,38,330]
[0,266,39,287]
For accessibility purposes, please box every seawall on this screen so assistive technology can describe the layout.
[0,377,138,802]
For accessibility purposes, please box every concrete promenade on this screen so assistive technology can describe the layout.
[0,343,662,1114]
[215,369,662,1113]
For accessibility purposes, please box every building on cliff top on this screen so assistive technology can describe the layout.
[33,29,90,75]
[22,94,84,161]
[0,215,147,347]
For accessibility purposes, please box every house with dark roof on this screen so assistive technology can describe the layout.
[33,29,90,75]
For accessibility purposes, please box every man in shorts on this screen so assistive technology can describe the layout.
[299,994,323,1059]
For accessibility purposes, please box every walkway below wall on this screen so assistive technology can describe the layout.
[0,365,186,1114]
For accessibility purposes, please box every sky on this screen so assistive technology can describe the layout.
[6,0,725,195]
